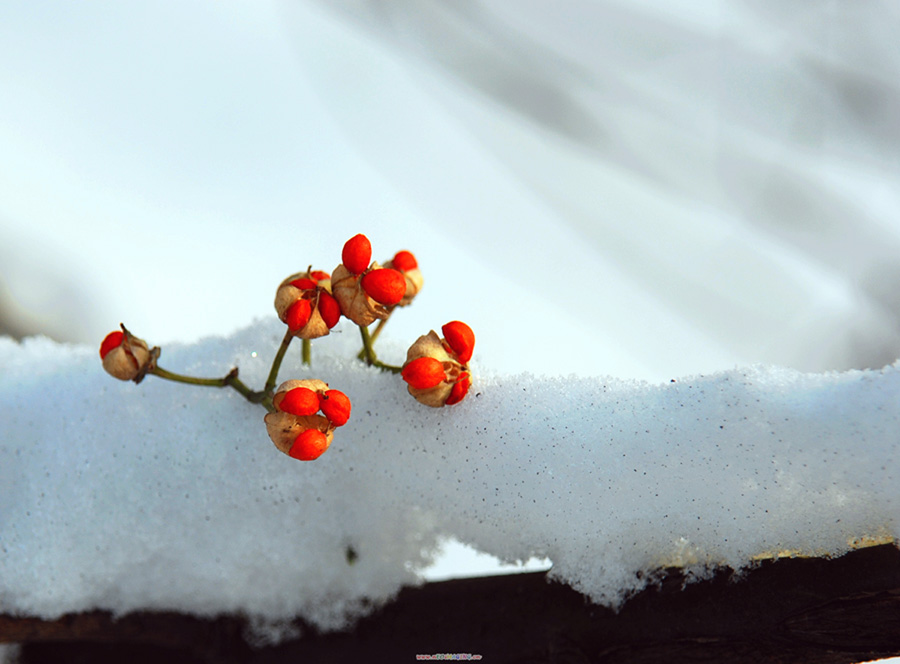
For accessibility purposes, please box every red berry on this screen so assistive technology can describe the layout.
[391,250,418,272]
[309,270,330,282]
[318,291,341,329]
[319,389,351,426]
[441,321,475,364]
[402,357,446,390]
[278,387,320,416]
[290,277,317,291]
[342,234,372,275]
[289,429,329,461]
[285,299,312,331]
[446,373,470,405]
[99,331,124,359]
[361,269,406,306]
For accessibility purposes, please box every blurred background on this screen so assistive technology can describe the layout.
[2,1,900,381]
[1,0,900,609]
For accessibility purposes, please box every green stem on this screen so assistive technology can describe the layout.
[265,329,294,394]
[376,361,403,375]
[150,366,233,388]
[359,325,376,365]
[150,366,274,411]
[357,316,390,360]
[358,325,402,374]
[302,338,311,366]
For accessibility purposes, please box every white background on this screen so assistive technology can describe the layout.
[2,1,900,381]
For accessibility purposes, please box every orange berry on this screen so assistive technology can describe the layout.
[361,268,406,306]
[342,234,372,275]
[391,250,418,272]
[286,299,312,331]
[289,429,330,461]
[441,321,475,364]
[290,277,318,291]
[278,387,320,417]
[446,373,471,405]
[318,291,341,329]
[319,389,351,427]
[401,357,446,390]
[99,331,124,359]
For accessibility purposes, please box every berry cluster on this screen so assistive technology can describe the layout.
[265,380,351,461]
[99,233,475,461]
[402,322,473,407]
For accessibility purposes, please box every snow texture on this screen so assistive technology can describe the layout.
[1,318,898,633]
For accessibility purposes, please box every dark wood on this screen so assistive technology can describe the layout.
[5,543,900,663]
[1,611,249,664]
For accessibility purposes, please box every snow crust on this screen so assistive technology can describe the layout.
[1,319,898,633]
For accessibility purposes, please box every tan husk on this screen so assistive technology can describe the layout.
[405,330,452,364]
[291,297,332,339]
[272,379,329,407]
[403,330,468,408]
[407,381,453,408]
[274,282,302,320]
[384,260,423,307]
[265,379,335,455]
[264,411,334,456]
[274,273,334,340]
[102,330,153,381]
[331,263,391,327]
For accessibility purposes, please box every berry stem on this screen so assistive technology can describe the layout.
[264,329,294,395]
[356,315,390,361]
[149,366,274,411]
[358,325,402,374]
[302,338,311,366]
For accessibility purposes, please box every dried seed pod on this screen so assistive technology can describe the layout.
[331,263,391,327]
[264,410,334,458]
[274,270,340,339]
[265,379,351,460]
[402,325,474,407]
[99,325,155,382]
[384,250,423,307]
[445,372,471,405]
[272,379,330,407]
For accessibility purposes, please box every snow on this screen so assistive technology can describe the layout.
[1,320,897,633]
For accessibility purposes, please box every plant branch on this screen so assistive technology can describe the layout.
[149,366,271,411]
[302,339,311,366]
[264,329,294,395]
[356,315,390,360]
[358,325,402,374]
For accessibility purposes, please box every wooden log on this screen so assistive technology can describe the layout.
[4,543,899,663]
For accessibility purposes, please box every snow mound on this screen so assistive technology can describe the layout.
[1,319,897,632]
